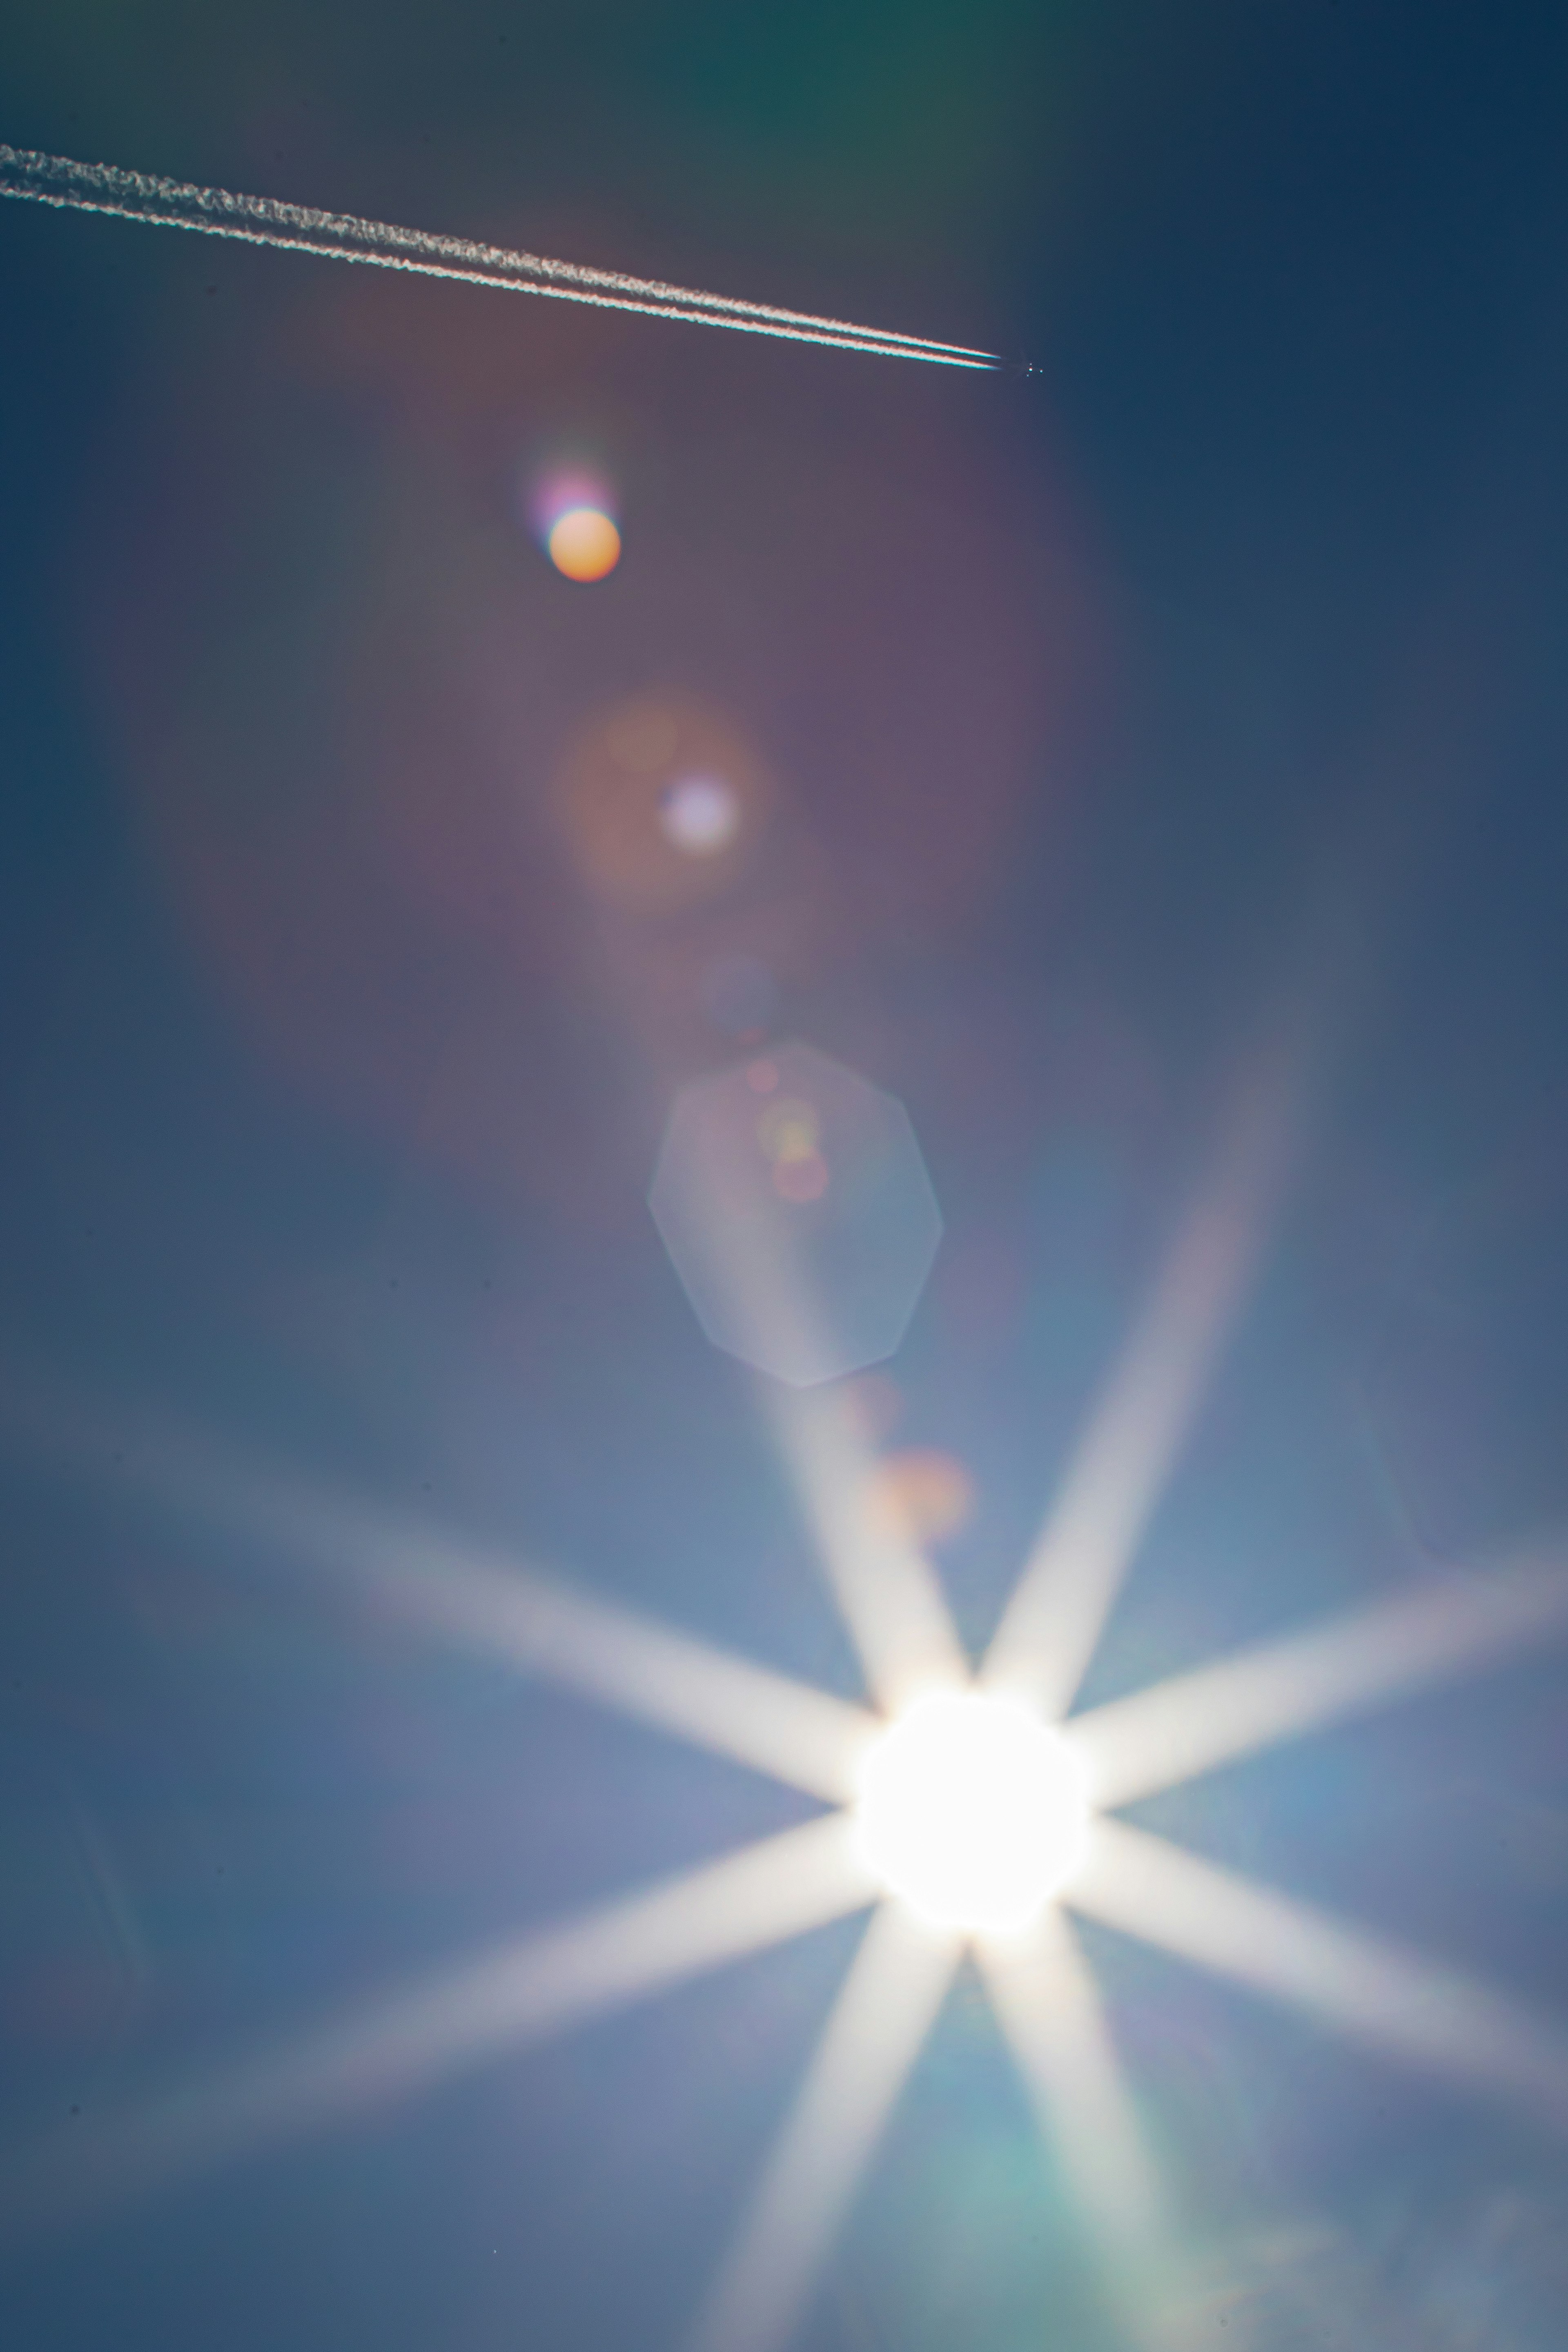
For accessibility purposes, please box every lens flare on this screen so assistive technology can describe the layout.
[648,1042,942,1389]
[659,773,739,854]
[527,461,622,582]
[864,1449,973,1548]
[547,506,621,583]
[10,1323,1568,2352]
[852,1691,1091,1938]
[554,695,771,913]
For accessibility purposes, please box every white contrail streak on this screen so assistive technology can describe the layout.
[1,1813,880,2246]
[0,144,999,368]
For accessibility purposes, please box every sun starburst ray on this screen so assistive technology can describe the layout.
[1070,1818,1568,2132]
[688,1902,960,2352]
[982,1909,1190,2350]
[7,1376,874,1802]
[1071,1551,1568,1810]
[984,1067,1298,1718]
[767,1383,969,1711]
[242,1465,876,1802]
[1,1815,880,2247]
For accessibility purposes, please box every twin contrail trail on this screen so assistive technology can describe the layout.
[0,143,999,368]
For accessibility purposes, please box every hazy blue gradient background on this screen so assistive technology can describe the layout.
[3,6,1568,2348]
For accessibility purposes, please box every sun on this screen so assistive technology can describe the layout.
[13,1150,1568,2352]
[852,1690,1091,1936]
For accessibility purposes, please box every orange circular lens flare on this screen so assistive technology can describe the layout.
[547,506,621,583]
[865,1449,975,1548]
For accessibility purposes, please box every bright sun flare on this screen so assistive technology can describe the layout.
[852,1690,1092,1937]
[19,1157,1568,2352]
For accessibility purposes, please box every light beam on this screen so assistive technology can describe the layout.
[2,1814,879,2246]
[689,1901,959,2352]
[982,1909,1189,2350]
[768,1383,969,1713]
[984,1062,1299,1718]
[220,1457,877,1803]
[1071,1817,1568,2133]
[1072,1551,1568,1811]
[9,1318,1568,2348]
[6,1378,875,1803]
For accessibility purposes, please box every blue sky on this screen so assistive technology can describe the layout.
[3,8,1568,2349]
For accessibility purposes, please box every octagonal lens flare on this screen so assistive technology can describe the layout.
[647,1043,942,1389]
[852,1693,1091,1938]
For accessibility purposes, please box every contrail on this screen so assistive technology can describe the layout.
[0,143,999,368]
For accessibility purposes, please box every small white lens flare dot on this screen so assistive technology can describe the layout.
[852,1692,1091,1938]
[659,773,740,855]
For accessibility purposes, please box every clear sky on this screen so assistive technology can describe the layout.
[3,8,1568,2350]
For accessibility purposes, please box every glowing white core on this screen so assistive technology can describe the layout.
[659,773,739,855]
[852,1692,1091,1937]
